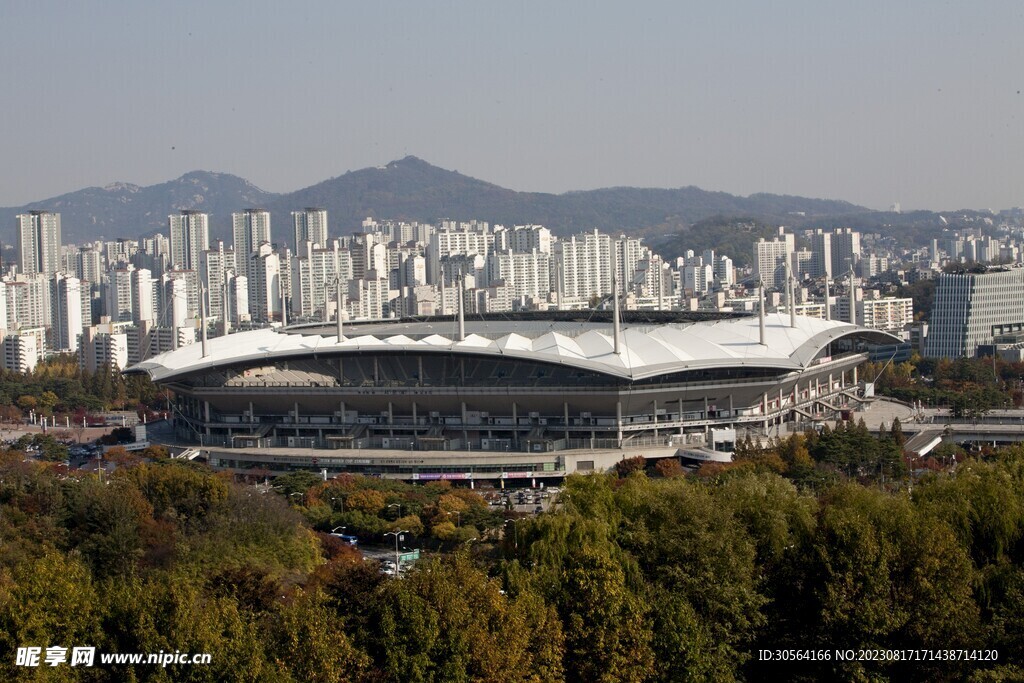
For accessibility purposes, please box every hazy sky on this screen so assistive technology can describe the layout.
[2,1,1023,211]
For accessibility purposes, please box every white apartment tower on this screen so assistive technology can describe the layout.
[2,333,39,373]
[17,211,62,277]
[233,209,272,256]
[554,230,613,301]
[293,208,329,257]
[428,222,492,283]
[248,243,281,322]
[169,211,210,271]
[292,241,353,319]
[53,274,83,353]
[753,229,796,290]
[831,228,861,274]
[200,246,235,322]
[809,230,833,279]
[107,266,136,322]
[131,268,156,325]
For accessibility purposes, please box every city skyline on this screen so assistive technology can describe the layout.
[3,2,1024,211]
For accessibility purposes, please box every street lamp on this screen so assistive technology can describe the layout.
[289,492,304,504]
[388,503,402,519]
[331,526,347,535]
[384,530,408,577]
[446,510,461,527]
[330,495,345,512]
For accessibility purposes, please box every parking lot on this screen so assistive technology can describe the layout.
[481,486,560,515]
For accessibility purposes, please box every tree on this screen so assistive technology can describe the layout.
[654,458,684,478]
[38,391,59,415]
[615,475,766,675]
[558,544,655,682]
[64,477,154,577]
[615,455,647,478]
[0,552,102,681]
[390,514,425,537]
[346,489,387,514]
[270,588,369,682]
[786,484,980,680]
[890,416,906,451]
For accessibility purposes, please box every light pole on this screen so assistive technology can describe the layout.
[289,492,304,505]
[447,510,461,527]
[384,530,407,576]
[388,502,402,519]
[330,495,345,512]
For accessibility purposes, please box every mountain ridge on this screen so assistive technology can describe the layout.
[0,156,869,245]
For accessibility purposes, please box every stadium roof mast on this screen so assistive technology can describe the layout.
[336,275,345,341]
[439,266,445,316]
[848,266,856,325]
[457,276,466,342]
[200,282,209,359]
[824,276,831,321]
[222,276,231,336]
[612,270,622,355]
[786,258,797,329]
[279,277,288,327]
[758,279,767,346]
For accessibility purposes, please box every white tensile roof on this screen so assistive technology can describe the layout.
[128,313,889,383]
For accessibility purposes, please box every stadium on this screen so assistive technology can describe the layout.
[126,309,898,482]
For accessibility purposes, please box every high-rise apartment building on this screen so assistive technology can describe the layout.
[292,208,329,257]
[493,225,553,254]
[107,266,136,323]
[233,209,272,256]
[248,243,281,322]
[200,246,235,322]
[554,230,613,301]
[428,222,492,283]
[17,211,62,277]
[52,274,83,353]
[488,250,552,300]
[809,229,832,279]
[2,332,39,373]
[292,241,352,319]
[753,229,796,290]
[168,211,209,271]
[831,227,861,275]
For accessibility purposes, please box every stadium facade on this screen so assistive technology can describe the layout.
[126,312,896,482]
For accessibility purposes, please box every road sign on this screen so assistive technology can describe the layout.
[398,549,420,564]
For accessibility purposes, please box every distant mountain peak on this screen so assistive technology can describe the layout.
[102,182,141,193]
[388,155,429,168]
